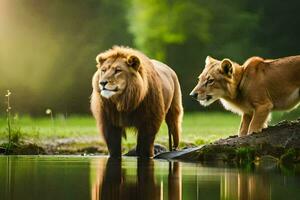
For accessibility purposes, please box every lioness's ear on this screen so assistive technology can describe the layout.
[205,56,217,65]
[95,54,106,67]
[221,59,233,77]
[126,55,140,70]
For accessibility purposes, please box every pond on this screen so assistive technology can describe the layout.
[0,156,299,200]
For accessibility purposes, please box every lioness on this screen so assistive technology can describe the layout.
[91,46,183,157]
[190,55,300,136]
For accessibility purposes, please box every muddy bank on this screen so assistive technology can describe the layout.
[1,119,300,164]
[0,137,107,155]
[165,119,300,164]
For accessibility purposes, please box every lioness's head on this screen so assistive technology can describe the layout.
[190,56,241,106]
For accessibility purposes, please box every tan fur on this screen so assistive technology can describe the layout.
[190,55,300,136]
[91,46,183,157]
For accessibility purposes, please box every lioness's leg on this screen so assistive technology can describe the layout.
[248,103,273,134]
[263,114,272,129]
[103,125,123,158]
[239,113,252,136]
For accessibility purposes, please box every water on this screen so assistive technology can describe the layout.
[0,156,299,200]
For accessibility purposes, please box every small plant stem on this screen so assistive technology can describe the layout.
[7,109,11,150]
[46,108,55,134]
[5,90,12,153]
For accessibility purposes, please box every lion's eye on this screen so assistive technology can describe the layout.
[207,79,214,85]
[101,69,106,73]
[115,68,122,74]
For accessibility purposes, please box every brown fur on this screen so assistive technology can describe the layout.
[190,55,300,136]
[91,46,183,157]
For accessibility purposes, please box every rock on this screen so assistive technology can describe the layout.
[2,143,46,155]
[0,147,6,154]
[280,148,297,164]
[154,146,202,160]
[175,118,300,164]
[81,146,100,154]
[124,144,168,156]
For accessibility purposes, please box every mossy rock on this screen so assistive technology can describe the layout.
[174,119,300,164]
[280,148,298,164]
[1,143,46,155]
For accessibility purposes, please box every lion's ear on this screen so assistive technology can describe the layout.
[220,59,233,77]
[126,55,140,70]
[95,54,106,67]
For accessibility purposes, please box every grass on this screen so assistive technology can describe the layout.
[0,112,240,146]
[152,112,240,146]
[0,110,299,151]
[0,115,98,140]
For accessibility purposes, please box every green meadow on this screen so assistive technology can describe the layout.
[0,112,239,147]
[1,111,298,151]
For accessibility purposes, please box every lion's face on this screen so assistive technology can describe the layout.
[190,56,235,106]
[96,54,141,99]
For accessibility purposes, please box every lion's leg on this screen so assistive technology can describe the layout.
[136,132,155,158]
[239,113,252,137]
[248,103,273,134]
[136,125,160,158]
[165,105,183,151]
[103,125,123,158]
[166,79,183,151]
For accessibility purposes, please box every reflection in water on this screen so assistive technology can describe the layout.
[1,156,91,200]
[0,156,300,200]
[91,158,182,200]
[168,162,182,200]
[102,159,160,199]
[221,169,271,200]
[88,159,300,200]
[237,172,270,200]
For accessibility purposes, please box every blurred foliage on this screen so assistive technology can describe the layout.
[0,0,300,115]
[0,0,132,114]
[127,0,212,60]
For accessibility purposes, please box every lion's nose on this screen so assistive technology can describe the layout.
[190,92,198,99]
[99,81,108,87]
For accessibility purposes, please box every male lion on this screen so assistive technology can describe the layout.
[91,46,183,157]
[190,55,300,136]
